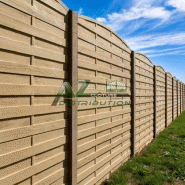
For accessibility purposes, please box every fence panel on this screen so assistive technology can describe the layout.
[135,53,154,153]
[180,83,183,113]
[0,0,68,184]
[156,66,166,134]
[178,81,180,116]
[173,77,177,120]
[0,1,184,184]
[77,15,132,185]
[166,73,173,126]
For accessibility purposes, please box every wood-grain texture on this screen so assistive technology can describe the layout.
[0,0,68,184]
[0,1,184,184]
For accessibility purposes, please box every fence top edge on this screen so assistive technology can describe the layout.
[55,0,69,11]
[173,76,177,80]
[78,14,131,51]
[166,72,173,77]
[135,52,154,66]
[155,65,166,73]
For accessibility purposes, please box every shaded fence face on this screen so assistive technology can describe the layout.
[0,0,68,184]
[0,1,185,185]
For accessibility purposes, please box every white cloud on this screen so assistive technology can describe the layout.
[77,8,83,15]
[167,0,185,11]
[140,45,185,54]
[148,50,185,57]
[96,17,107,23]
[122,20,147,35]
[133,0,157,7]
[96,3,171,32]
[139,46,185,58]
[107,6,170,21]
[125,32,185,50]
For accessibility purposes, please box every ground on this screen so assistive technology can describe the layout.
[105,111,185,185]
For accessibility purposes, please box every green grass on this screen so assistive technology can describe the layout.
[105,111,185,185]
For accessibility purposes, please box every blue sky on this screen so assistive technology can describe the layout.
[62,0,185,82]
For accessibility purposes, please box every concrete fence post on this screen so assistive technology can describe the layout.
[177,81,179,117]
[180,82,182,113]
[183,84,184,111]
[182,84,185,111]
[67,10,78,185]
[165,73,168,128]
[172,77,174,121]
[154,65,157,138]
[131,51,136,156]
[182,83,185,111]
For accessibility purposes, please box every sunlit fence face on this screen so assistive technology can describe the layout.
[0,1,184,185]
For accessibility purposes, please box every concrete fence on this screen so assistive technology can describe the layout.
[0,0,184,185]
